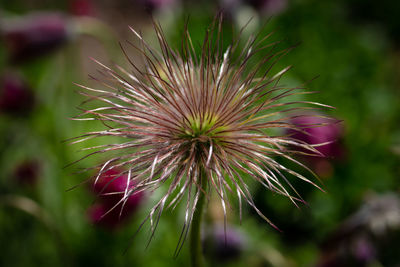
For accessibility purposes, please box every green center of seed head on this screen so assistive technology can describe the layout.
[181,112,224,141]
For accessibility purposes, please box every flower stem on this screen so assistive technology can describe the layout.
[190,166,207,267]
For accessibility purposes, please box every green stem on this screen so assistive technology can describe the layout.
[190,167,207,267]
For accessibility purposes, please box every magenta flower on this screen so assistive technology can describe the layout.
[288,115,342,157]
[88,168,143,229]
[287,114,344,176]
[92,168,143,209]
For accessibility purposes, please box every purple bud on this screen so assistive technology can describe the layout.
[12,160,41,186]
[0,73,34,115]
[1,13,72,63]
[203,225,245,262]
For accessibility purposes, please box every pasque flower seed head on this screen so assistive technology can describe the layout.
[71,15,332,245]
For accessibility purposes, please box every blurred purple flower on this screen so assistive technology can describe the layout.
[287,114,345,177]
[203,224,245,262]
[88,168,144,229]
[0,73,34,115]
[289,114,343,157]
[1,13,72,63]
[12,160,41,186]
[318,234,376,267]
[352,236,376,263]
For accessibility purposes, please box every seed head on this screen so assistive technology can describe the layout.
[71,15,331,245]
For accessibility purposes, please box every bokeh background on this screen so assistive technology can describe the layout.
[1,0,400,266]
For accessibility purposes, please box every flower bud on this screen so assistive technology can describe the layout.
[1,13,72,63]
[0,73,34,115]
